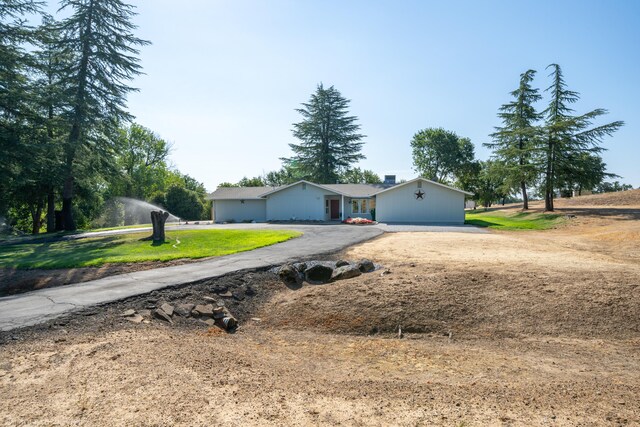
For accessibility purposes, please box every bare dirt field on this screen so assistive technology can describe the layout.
[1,191,639,426]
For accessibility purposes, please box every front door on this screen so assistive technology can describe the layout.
[330,199,340,220]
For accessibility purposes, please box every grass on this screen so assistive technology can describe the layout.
[0,229,301,269]
[465,210,564,230]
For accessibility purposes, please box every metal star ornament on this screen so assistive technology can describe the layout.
[415,190,425,200]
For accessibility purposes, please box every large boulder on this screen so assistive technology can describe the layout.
[357,258,375,273]
[279,264,302,286]
[305,264,334,284]
[331,265,362,281]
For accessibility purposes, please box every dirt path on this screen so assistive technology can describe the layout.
[1,194,639,425]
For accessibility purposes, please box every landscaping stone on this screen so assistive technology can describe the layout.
[153,308,173,324]
[279,264,302,286]
[305,264,334,284]
[126,314,144,324]
[335,259,350,267]
[357,259,375,273]
[293,262,307,273]
[138,309,152,318]
[192,304,214,318]
[219,291,234,298]
[202,296,218,303]
[232,290,245,301]
[200,318,216,327]
[120,309,136,317]
[160,303,174,317]
[331,265,362,281]
[211,284,228,294]
[174,303,195,317]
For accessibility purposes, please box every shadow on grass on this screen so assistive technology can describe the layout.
[465,219,505,228]
[0,236,128,269]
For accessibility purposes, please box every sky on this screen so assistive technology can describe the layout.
[48,0,640,190]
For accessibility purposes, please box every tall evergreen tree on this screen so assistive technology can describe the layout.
[56,0,149,230]
[486,69,541,209]
[284,84,365,184]
[541,64,623,211]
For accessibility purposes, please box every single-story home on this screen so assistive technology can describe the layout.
[206,176,473,224]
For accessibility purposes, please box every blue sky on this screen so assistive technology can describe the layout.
[51,0,640,189]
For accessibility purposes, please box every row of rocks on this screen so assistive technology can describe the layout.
[121,300,238,330]
[278,258,376,286]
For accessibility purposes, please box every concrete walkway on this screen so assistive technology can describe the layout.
[0,223,487,332]
[0,224,382,331]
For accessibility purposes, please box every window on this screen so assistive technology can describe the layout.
[351,199,372,214]
[325,199,329,214]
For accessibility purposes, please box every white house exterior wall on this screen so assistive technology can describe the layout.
[266,183,336,221]
[212,199,266,222]
[375,180,465,224]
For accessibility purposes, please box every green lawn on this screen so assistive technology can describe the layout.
[0,229,301,269]
[465,210,564,230]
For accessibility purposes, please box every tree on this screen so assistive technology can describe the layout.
[340,167,382,184]
[410,128,475,183]
[164,185,205,221]
[486,70,541,209]
[474,160,508,208]
[237,176,265,187]
[57,0,149,230]
[263,163,305,187]
[594,181,634,193]
[556,153,614,196]
[284,83,365,183]
[541,64,623,211]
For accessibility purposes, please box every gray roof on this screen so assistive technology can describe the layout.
[323,183,392,197]
[207,186,278,200]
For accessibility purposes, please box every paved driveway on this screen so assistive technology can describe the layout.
[0,222,486,331]
[0,224,382,331]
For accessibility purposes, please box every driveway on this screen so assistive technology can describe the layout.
[0,224,382,331]
[0,222,485,331]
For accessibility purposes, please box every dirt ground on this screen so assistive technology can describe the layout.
[1,191,639,426]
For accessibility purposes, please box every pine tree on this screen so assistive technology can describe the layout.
[57,0,149,230]
[486,69,541,209]
[284,84,365,184]
[541,64,623,211]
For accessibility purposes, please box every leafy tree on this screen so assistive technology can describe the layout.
[556,153,614,196]
[57,0,149,230]
[541,64,623,211]
[217,182,238,188]
[165,185,205,221]
[594,181,634,193]
[340,167,382,184]
[410,128,475,183]
[474,160,508,208]
[237,176,265,187]
[284,83,365,183]
[263,163,305,186]
[111,123,172,200]
[486,69,541,209]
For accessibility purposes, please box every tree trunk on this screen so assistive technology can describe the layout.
[31,200,44,234]
[544,137,554,211]
[150,210,169,242]
[62,174,76,231]
[46,189,55,233]
[521,181,529,210]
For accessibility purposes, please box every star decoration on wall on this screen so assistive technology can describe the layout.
[415,190,425,200]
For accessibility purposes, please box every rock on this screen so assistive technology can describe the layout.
[211,284,228,294]
[335,259,350,267]
[357,259,375,273]
[153,309,173,324]
[200,318,216,327]
[279,264,302,286]
[245,286,256,296]
[120,309,136,317]
[160,303,174,317]
[293,262,307,272]
[380,269,392,276]
[232,290,245,301]
[174,303,195,317]
[192,304,214,318]
[213,307,226,319]
[251,318,262,322]
[219,291,234,298]
[220,316,238,330]
[331,265,362,281]
[126,314,144,324]
[138,309,152,318]
[305,264,334,283]
[202,296,219,304]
